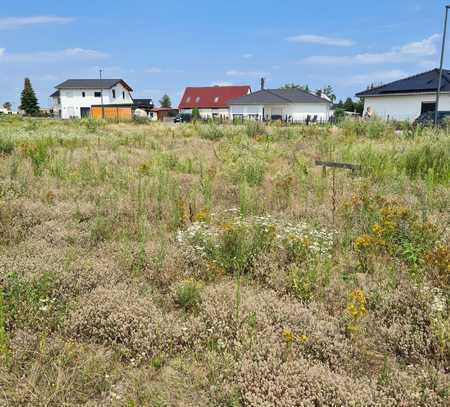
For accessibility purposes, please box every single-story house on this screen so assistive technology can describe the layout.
[51,79,134,119]
[228,88,332,122]
[356,69,450,121]
[149,107,179,121]
[178,85,251,119]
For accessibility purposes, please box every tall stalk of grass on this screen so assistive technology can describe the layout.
[0,289,7,354]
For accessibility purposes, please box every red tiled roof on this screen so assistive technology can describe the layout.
[178,86,251,109]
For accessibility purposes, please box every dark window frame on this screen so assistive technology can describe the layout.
[94,91,102,98]
[82,91,86,97]
[112,89,116,98]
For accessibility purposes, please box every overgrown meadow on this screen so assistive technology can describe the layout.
[0,116,449,406]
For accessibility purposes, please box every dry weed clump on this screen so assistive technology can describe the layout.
[371,281,449,365]
[236,331,447,407]
[0,330,117,406]
[65,286,195,361]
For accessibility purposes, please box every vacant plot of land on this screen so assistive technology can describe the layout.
[0,116,448,406]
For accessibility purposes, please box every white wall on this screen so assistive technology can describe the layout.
[230,103,329,121]
[363,93,450,121]
[59,83,133,119]
[179,108,230,119]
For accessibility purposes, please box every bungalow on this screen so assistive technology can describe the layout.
[228,88,332,122]
[178,85,251,119]
[50,79,134,119]
[356,69,450,121]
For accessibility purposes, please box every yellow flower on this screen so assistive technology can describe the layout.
[282,328,295,344]
[355,234,373,250]
[371,223,383,237]
[299,334,309,343]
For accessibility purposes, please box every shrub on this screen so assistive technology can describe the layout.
[0,136,14,155]
[66,286,192,360]
[173,279,203,312]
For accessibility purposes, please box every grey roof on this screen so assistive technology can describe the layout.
[50,90,60,98]
[228,88,329,105]
[55,79,133,91]
[356,69,450,97]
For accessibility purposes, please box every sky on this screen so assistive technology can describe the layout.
[2,0,450,108]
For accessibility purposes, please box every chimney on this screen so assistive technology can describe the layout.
[260,77,265,90]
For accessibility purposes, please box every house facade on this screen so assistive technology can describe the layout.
[51,79,134,119]
[228,88,332,122]
[178,85,251,119]
[356,69,450,121]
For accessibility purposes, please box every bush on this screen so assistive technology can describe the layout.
[173,279,203,311]
[0,137,14,155]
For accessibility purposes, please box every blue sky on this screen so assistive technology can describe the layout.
[1,0,450,108]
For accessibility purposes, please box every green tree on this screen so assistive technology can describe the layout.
[159,94,171,108]
[19,78,39,115]
[2,102,12,111]
[282,83,310,93]
[192,107,201,121]
[317,85,336,102]
[343,97,355,112]
[354,99,364,115]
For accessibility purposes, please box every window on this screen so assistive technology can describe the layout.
[122,91,125,99]
[195,96,200,103]
[82,91,86,97]
[186,97,191,103]
[214,97,219,103]
[112,90,116,98]
[421,102,436,114]
[94,91,102,97]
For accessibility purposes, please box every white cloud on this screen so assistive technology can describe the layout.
[0,16,74,29]
[211,81,233,86]
[0,48,108,63]
[301,34,440,65]
[226,69,268,77]
[243,53,253,59]
[287,34,354,47]
[343,69,408,85]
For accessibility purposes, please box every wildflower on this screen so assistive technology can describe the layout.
[354,234,373,250]
[371,223,383,237]
[282,328,295,345]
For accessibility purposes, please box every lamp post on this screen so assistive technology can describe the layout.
[435,5,450,126]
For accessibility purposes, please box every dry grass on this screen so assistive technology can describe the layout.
[0,116,449,406]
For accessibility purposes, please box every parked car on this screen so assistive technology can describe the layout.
[174,114,191,123]
[413,111,450,127]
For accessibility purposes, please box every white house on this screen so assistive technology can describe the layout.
[356,69,450,121]
[51,79,134,119]
[228,88,332,122]
[178,85,251,119]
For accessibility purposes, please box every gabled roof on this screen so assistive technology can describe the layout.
[356,69,450,97]
[178,85,251,109]
[55,79,133,91]
[228,88,329,105]
[50,90,60,98]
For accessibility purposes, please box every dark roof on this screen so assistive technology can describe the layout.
[50,90,60,98]
[356,69,450,97]
[55,79,133,91]
[133,99,154,107]
[178,86,251,109]
[228,88,329,105]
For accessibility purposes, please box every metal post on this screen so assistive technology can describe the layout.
[435,6,450,126]
[99,68,105,119]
